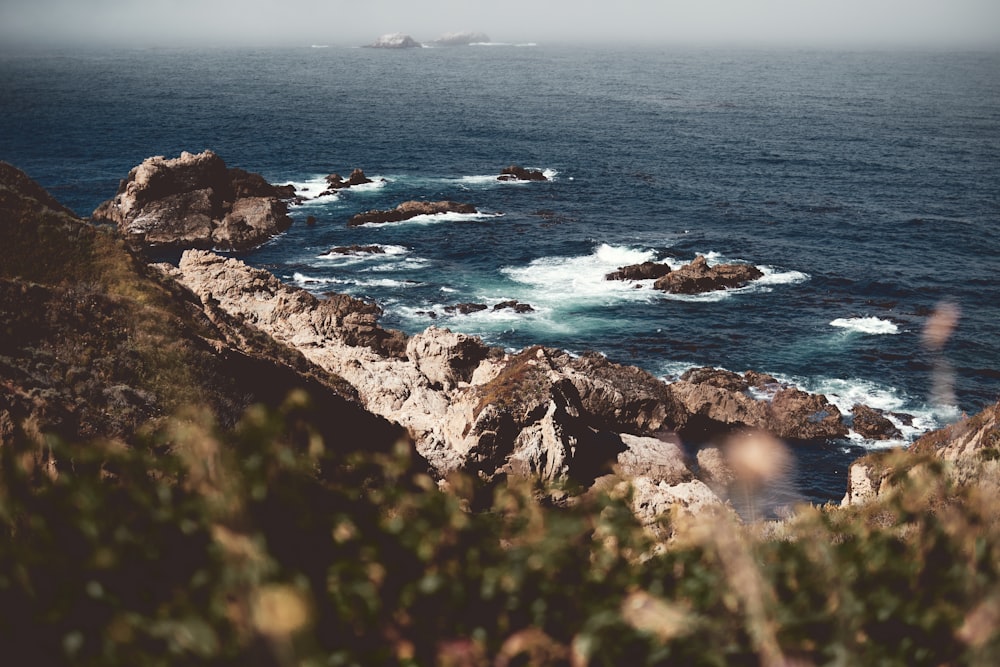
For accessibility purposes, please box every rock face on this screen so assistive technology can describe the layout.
[368,33,422,48]
[91,151,294,251]
[348,201,478,226]
[851,404,903,440]
[606,262,673,281]
[432,32,491,46]
[498,165,548,182]
[653,255,763,294]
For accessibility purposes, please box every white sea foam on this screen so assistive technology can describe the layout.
[501,243,661,306]
[362,258,431,272]
[756,266,810,286]
[829,316,900,335]
[356,211,502,227]
[291,272,344,286]
[315,244,409,262]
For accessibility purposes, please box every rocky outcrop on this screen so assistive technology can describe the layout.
[432,32,490,46]
[445,303,489,315]
[1,162,406,460]
[498,165,548,182]
[368,33,422,48]
[321,245,386,256]
[842,401,1000,506]
[653,255,763,294]
[348,200,478,226]
[91,151,294,251]
[667,368,848,441]
[851,404,903,440]
[606,261,673,281]
[493,300,535,313]
[320,169,374,196]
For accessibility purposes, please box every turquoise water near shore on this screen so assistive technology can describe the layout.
[1,45,998,503]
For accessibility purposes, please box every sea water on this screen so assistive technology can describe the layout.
[2,44,998,503]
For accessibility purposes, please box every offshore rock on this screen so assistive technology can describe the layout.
[432,32,491,46]
[321,168,374,195]
[368,33,422,48]
[492,300,534,313]
[348,200,477,226]
[606,261,672,281]
[91,150,293,251]
[498,165,548,182]
[653,255,763,294]
[444,302,488,315]
[851,404,903,440]
[321,245,386,256]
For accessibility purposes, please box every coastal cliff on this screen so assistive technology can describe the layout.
[3,161,999,665]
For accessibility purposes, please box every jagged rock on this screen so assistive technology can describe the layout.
[91,151,293,251]
[744,370,780,390]
[625,477,730,536]
[616,434,691,485]
[405,327,492,391]
[767,388,848,440]
[444,303,488,315]
[840,461,887,506]
[321,245,385,256]
[349,200,477,226]
[558,351,678,435]
[666,379,847,442]
[653,255,763,294]
[681,367,748,392]
[697,447,736,488]
[432,32,491,46]
[851,404,903,440]
[323,168,373,192]
[1,163,407,459]
[498,165,548,182]
[493,300,535,313]
[368,33,422,48]
[605,262,672,281]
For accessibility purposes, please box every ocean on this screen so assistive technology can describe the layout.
[2,44,998,504]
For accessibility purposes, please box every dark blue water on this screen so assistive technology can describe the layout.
[2,45,999,502]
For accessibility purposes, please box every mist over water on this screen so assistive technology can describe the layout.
[1,43,998,503]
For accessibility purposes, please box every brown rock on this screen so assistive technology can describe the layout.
[321,245,385,256]
[324,168,373,190]
[498,165,547,182]
[605,261,672,281]
[653,255,763,294]
[680,367,748,392]
[766,388,848,440]
[851,404,903,440]
[348,200,477,226]
[91,151,293,251]
[444,303,488,315]
[493,300,535,313]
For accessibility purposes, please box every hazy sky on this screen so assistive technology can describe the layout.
[1,0,998,49]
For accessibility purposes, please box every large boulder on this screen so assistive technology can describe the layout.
[91,151,293,251]
[348,200,478,226]
[653,255,763,294]
[405,327,493,391]
[766,388,848,440]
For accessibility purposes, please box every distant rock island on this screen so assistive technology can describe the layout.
[367,33,422,49]
[432,32,491,46]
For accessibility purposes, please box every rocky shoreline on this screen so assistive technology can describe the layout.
[5,153,994,529]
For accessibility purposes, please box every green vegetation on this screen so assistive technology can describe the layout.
[2,400,998,666]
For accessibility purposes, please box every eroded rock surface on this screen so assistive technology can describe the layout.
[92,151,294,251]
[653,255,763,294]
[348,200,478,226]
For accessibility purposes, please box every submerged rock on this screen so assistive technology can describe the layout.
[653,255,763,294]
[91,150,293,251]
[444,303,489,315]
[348,200,478,226]
[321,245,385,256]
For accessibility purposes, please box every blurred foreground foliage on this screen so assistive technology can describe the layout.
[1,395,999,666]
